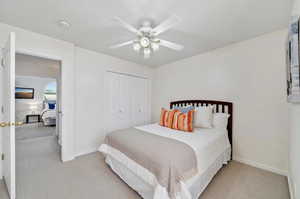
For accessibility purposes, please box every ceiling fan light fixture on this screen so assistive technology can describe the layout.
[110,16,184,58]
[140,37,150,48]
[133,42,141,52]
[144,48,151,59]
[151,42,159,51]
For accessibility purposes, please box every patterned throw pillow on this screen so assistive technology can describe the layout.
[159,108,179,128]
[172,110,194,132]
[173,105,195,113]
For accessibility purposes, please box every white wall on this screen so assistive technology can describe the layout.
[16,53,60,79]
[152,29,289,175]
[15,76,56,122]
[289,1,300,198]
[74,47,153,156]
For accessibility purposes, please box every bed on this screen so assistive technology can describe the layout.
[41,106,56,126]
[99,100,233,199]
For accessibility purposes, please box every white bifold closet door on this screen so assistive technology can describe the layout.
[107,71,148,132]
[130,77,148,126]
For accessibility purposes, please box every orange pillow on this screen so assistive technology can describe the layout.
[172,110,194,132]
[159,108,179,128]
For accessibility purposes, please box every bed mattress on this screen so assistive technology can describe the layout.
[99,123,231,199]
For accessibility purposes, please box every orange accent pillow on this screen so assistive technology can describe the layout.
[159,108,168,126]
[172,110,194,132]
[159,108,179,128]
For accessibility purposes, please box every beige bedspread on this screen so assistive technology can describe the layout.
[104,127,198,199]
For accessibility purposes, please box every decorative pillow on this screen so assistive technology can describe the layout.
[172,110,194,132]
[173,105,194,113]
[159,108,179,128]
[48,103,56,110]
[213,113,230,129]
[194,106,213,128]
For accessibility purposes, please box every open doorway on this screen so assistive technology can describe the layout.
[14,53,62,193]
[15,52,61,143]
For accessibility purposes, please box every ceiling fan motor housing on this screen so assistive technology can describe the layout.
[140,37,151,48]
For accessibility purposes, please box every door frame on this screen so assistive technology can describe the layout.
[0,48,3,179]
[15,48,67,162]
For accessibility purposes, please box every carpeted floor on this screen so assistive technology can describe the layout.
[0,136,290,199]
[15,124,56,140]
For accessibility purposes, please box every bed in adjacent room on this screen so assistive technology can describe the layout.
[41,102,57,126]
[99,100,233,199]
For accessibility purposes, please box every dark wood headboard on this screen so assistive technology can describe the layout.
[170,100,233,159]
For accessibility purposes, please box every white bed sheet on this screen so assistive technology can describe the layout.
[99,123,231,199]
[41,109,56,120]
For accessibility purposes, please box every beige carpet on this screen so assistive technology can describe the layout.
[0,136,290,199]
[16,124,56,140]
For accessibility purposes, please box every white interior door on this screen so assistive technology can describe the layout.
[107,72,131,131]
[130,77,148,126]
[107,72,121,131]
[1,32,16,199]
[118,74,131,128]
[107,71,149,131]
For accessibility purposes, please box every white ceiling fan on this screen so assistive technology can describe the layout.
[110,15,184,59]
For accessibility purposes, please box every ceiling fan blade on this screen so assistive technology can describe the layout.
[110,40,134,49]
[114,17,142,36]
[152,15,181,36]
[159,39,184,51]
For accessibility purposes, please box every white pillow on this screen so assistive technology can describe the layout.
[194,106,213,128]
[213,113,230,129]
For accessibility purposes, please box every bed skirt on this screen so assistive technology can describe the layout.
[100,145,231,199]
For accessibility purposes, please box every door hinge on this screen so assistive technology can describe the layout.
[1,154,4,161]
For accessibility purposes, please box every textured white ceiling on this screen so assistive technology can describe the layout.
[0,0,293,67]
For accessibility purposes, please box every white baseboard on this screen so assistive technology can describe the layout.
[75,147,98,158]
[62,156,75,162]
[288,175,295,199]
[234,156,288,176]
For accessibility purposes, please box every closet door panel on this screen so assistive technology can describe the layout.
[107,72,149,131]
[131,77,148,126]
[118,74,131,129]
[107,72,121,131]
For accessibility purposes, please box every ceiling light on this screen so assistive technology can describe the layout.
[140,37,150,48]
[133,43,141,52]
[144,48,151,59]
[58,20,71,28]
[151,42,159,51]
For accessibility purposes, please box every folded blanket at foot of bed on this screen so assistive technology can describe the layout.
[100,127,198,199]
